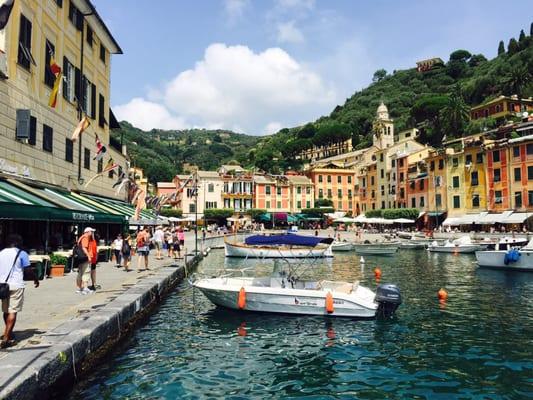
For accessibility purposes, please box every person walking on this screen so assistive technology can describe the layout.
[88,234,98,291]
[136,227,151,272]
[112,234,123,267]
[122,234,132,271]
[76,227,96,295]
[172,229,181,259]
[153,226,164,260]
[0,234,39,348]
[177,227,185,253]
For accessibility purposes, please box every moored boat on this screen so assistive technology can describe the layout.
[476,237,533,271]
[331,241,354,251]
[224,234,333,258]
[353,241,399,255]
[427,236,481,254]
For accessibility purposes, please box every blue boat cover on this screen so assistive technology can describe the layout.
[244,234,332,247]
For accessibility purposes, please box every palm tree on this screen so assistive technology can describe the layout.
[440,85,470,138]
[504,64,532,98]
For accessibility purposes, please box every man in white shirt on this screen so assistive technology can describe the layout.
[152,226,164,260]
[0,234,39,348]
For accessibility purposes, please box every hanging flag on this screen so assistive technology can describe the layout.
[48,53,62,108]
[134,188,146,220]
[72,116,90,141]
[93,134,107,161]
[0,0,14,30]
[84,158,118,187]
[113,171,126,188]
[102,158,118,174]
[114,172,129,195]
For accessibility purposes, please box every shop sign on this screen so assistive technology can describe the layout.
[72,212,95,221]
[0,158,31,178]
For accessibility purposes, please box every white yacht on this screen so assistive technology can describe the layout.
[427,236,481,253]
[476,237,533,271]
[224,234,333,258]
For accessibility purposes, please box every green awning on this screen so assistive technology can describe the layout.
[84,194,159,222]
[0,179,125,224]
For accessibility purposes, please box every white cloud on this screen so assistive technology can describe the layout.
[159,43,335,134]
[275,0,315,11]
[114,98,186,131]
[223,0,249,24]
[277,21,305,44]
[264,122,283,134]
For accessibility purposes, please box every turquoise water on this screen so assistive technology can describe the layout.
[68,250,533,399]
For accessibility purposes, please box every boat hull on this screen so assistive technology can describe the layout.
[428,245,480,253]
[476,250,533,271]
[224,241,333,258]
[353,243,399,255]
[331,242,354,251]
[194,278,377,318]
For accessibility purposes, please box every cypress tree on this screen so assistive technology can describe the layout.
[519,29,526,42]
[508,38,519,55]
[498,40,505,55]
[530,22,533,36]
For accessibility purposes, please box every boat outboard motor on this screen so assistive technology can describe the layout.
[375,284,402,318]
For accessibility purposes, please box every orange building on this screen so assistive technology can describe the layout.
[470,95,533,122]
[394,154,409,208]
[306,162,357,213]
[427,148,451,221]
[486,144,510,211]
[507,133,533,210]
[254,175,290,212]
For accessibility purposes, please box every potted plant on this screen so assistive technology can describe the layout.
[50,254,68,277]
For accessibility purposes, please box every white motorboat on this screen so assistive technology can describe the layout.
[427,236,481,254]
[331,241,354,251]
[476,237,533,271]
[224,234,333,258]
[193,262,402,318]
[399,240,427,250]
[353,241,399,255]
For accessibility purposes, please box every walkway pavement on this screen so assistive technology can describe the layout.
[0,232,202,357]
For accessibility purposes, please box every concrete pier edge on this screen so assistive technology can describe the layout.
[0,253,204,400]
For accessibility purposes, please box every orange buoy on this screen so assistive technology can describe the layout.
[374,267,382,279]
[325,292,334,314]
[237,322,247,336]
[438,288,448,301]
[237,287,246,309]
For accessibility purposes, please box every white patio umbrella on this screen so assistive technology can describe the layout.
[333,217,356,223]
[392,218,415,224]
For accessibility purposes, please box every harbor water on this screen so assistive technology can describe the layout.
[67,249,532,399]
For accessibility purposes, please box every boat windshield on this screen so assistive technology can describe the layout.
[245,234,333,247]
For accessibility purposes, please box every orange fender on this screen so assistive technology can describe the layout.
[237,287,246,310]
[325,292,334,314]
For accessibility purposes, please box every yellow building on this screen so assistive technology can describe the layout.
[445,149,466,216]
[463,137,488,213]
[0,0,127,199]
[427,148,452,221]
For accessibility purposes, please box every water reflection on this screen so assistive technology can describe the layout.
[68,249,533,399]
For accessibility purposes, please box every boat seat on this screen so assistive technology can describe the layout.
[316,280,357,294]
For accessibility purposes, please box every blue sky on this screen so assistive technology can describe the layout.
[92,0,532,135]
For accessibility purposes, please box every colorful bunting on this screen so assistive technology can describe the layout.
[93,134,107,161]
[72,116,90,141]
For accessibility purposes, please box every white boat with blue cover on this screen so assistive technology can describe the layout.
[224,234,333,258]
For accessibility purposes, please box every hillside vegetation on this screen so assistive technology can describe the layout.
[116,23,533,180]
[250,24,533,173]
[112,122,261,183]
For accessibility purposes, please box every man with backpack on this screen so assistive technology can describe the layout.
[136,227,151,272]
[0,234,39,348]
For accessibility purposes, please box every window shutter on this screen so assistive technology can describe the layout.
[29,116,36,145]
[62,56,69,100]
[75,11,83,31]
[81,76,87,113]
[74,67,81,104]
[91,84,96,118]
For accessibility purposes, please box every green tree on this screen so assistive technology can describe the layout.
[372,69,387,82]
[298,123,316,139]
[315,198,333,207]
[519,29,526,44]
[498,40,505,55]
[508,38,519,55]
[530,22,533,36]
[468,54,487,67]
[449,49,472,62]
[504,64,532,98]
[204,209,234,224]
[441,85,470,138]
[159,208,183,218]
